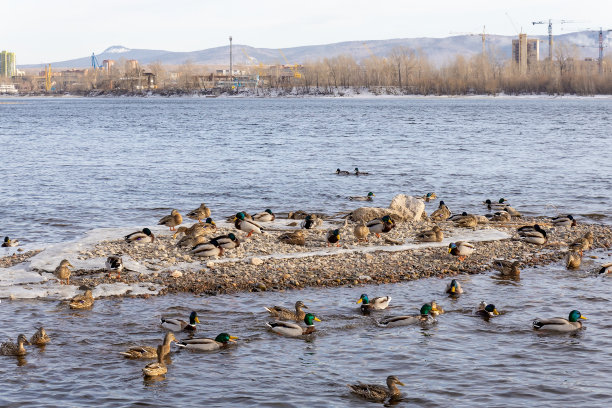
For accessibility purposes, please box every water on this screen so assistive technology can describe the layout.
[1,96,611,406]
[1,97,611,246]
[1,258,612,407]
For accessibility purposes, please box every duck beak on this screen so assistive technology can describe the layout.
[314,317,321,322]
[493,309,499,315]
[229,336,239,342]
[580,316,587,320]
[356,298,363,304]
[451,286,456,293]
[448,248,452,253]
[195,317,201,323]
[397,381,405,386]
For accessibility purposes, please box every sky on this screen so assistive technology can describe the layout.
[4,0,611,64]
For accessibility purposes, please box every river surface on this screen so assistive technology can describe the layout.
[1,96,611,247]
[1,96,611,407]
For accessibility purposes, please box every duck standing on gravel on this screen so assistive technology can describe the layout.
[518,224,548,245]
[158,209,183,231]
[327,229,341,247]
[301,215,316,230]
[105,255,124,279]
[430,201,451,221]
[448,242,474,261]
[415,225,444,242]
[353,221,370,242]
[367,215,395,238]
[234,212,264,237]
[186,203,211,223]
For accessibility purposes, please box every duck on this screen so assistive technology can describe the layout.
[353,221,370,242]
[420,192,437,202]
[158,209,183,231]
[429,301,444,317]
[69,289,94,309]
[349,192,374,201]
[253,209,275,222]
[348,375,405,402]
[265,300,309,321]
[552,214,576,227]
[2,236,19,247]
[326,229,341,247]
[120,332,177,359]
[176,333,238,351]
[532,310,586,332]
[208,233,240,249]
[266,313,321,337]
[377,303,435,327]
[161,311,200,332]
[475,303,499,320]
[502,205,522,218]
[176,234,207,248]
[484,198,509,210]
[300,215,316,230]
[336,168,350,175]
[173,219,216,239]
[278,230,306,246]
[186,203,211,223]
[445,279,463,295]
[599,262,612,274]
[124,228,155,243]
[566,251,582,270]
[569,231,593,255]
[234,212,264,237]
[142,345,168,378]
[454,213,479,228]
[54,259,73,285]
[493,260,521,277]
[30,327,50,346]
[448,242,474,261]
[488,211,511,222]
[367,215,395,238]
[354,167,370,176]
[518,224,548,245]
[415,226,443,242]
[0,334,30,356]
[189,244,224,257]
[357,294,392,311]
[430,201,451,221]
[105,255,124,278]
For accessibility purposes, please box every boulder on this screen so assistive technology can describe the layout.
[349,194,425,222]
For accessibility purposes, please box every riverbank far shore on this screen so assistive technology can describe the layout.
[1,216,610,300]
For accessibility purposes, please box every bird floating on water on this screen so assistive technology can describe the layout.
[349,192,374,201]
[348,375,405,402]
[2,236,19,247]
[532,310,586,332]
[266,313,321,337]
[176,333,238,351]
[161,311,200,332]
[265,300,309,321]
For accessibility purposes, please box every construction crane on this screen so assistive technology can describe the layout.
[598,28,612,74]
[241,48,266,80]
[450,26,487,55]
[532,19,581,61]
[45,64,52,92]
[278,49,302,79]
[91,53,103,69]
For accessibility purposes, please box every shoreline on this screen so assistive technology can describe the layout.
[2,215,610,300]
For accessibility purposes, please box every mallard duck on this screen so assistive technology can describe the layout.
[448,242,474,261]
[455,213,478,228]
[266,313,321,337]
[475,303,499,320]
[208,233,240,249]
[377,304,435,327]
[415,226,443,242]
[357,294,391,311]
[265,300,308,321]
[158,209,183,231]
[253,209,275,222]
[569,231,593,255]
[30,327,50,346]
[278,230,306,246]
[348,375,404,402]
[430,201,451,221]
[2,236,19,247]
[142,345,168,377]
[173,219,216,239]
[176,333,238,351]
[336,168,350,175]
[70,289,94,309]
[493,260,521,277]
[353,221,370,242]
[566,251,582,270]
[367,215,395,238]
[176,235,207,248]
[354,167,370,175]
[518,224,548,245]
[448,211,468,221]
[532,310,586,332]
[234,212,264,237]
[349,192,374,201]
[326,229,341,247]
[488,211,511,222]
[502,205,522,218]
[124,228,155,243]
[189,243,224,257]
[105,255,124,278]
[484,198,509,210]
[599,262,612,274]
[160,311,200,332]
[300,215,316,229]
[552,214,576,227]
[120,332,177,359]
[429,301,444,317]
[420,192,437,202]
[54,259,73,285]
[0,334,30,356]
[445,279,463,294]
[186,203,211,223]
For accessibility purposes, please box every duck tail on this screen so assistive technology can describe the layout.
[175,342,187,348]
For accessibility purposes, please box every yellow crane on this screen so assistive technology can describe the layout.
[278,49,302,78]
[450,26,487,55]
[45,64,52,92]
[242,48,266,77]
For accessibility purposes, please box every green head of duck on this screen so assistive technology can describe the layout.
[304,313,321,326]
[448,243,457,254]
[265,209,273,215]
[485,304,499,315]
[189,311,200,324]
[357,294,369,304]
[205,217,215,225]
[382,215,392,224]
[142,228,152,236]
[448,279,459,292]
[228,233,237,241]
[235,212,246,221]
[569,310,586,322]
[420,303,433,316]
[367,192,374,197]
[215,333,238,343]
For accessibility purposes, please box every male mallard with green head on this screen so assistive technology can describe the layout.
[176,333,239,351]
[266,313,321,337]
[533,310,586,332]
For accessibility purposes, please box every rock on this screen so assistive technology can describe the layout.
[359,275,372,281]
[206,262,215,268]
[349,194,424,222]
[251,257,264,266]
[170,270,183,278]
[364,253,373,261]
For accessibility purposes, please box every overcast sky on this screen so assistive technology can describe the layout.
[5,0,611,64]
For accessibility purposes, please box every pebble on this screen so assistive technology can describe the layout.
[171,270,183,278]
[251,257,264,266]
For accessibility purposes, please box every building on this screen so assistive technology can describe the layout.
[0,51,16,78]
[512,35,539,73]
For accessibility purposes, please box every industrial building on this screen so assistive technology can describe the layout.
[512,35,540,73]
[1,51,17,77]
